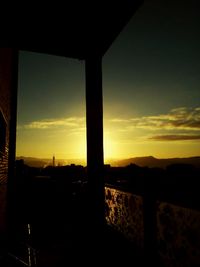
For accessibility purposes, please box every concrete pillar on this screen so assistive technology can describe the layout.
[143,177,157,264]
[0,48,18,243]
[7,48,19,238]
[85,56,105,233]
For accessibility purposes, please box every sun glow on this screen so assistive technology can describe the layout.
[74,136,86,160]
[103,132,119,162]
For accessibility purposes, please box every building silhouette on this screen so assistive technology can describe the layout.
[53,155,55,167]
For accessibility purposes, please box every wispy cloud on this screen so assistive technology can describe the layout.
[110,107,200,131]
[110,118,131,123]
[23,117,85,130]
[149,134,200,141]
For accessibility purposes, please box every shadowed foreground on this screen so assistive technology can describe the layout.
[1,186,146,267]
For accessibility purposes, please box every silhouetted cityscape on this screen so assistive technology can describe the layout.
[15,157,200,209]
[12,157,200,266]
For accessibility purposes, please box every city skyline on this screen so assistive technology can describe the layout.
[16,0,200,161]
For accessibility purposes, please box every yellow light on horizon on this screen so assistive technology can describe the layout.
[103,132,119,161]
[75,137,86,159]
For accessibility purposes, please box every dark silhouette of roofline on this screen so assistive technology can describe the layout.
[17,1,143,59]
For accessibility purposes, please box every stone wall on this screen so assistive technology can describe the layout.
[0,48,14,233]
[105,187,144,248]
[105,186,200,267]
[157,201,200,267]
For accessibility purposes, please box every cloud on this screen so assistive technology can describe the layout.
[110,118,131,123]
[110,107,200,131]
[23,117,85,129]
[149,134,200,141]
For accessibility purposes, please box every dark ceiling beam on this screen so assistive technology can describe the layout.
[18,0,143,59]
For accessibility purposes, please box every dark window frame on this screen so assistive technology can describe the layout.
[0,108,7,155]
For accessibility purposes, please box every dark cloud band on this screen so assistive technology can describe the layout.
[149,135,200,141]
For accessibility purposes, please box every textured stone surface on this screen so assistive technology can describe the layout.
[157,201,200,267]
[0,48,13,232]
[105,187,144,248]
[105,186,200,267]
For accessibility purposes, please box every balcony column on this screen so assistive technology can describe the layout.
[85,56,105,232]
[143,178,157,264]
[2,48,19,238]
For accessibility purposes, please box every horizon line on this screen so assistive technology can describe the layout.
[16,155,200,160]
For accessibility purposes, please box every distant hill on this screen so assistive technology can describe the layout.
[16,157,51,168]
[110,156,200,168]
[16,156,86,168]
[16,156,200,169]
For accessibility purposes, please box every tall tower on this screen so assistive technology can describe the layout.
[53,154,55,167]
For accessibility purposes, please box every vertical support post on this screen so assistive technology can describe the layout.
[143,177,157,264]
[85,56,105,234]
[7,48,19,239]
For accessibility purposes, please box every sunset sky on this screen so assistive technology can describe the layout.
[16,0,200,163]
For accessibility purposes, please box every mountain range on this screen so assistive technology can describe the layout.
[109,156,200,168]
[16,156,200,169]
[16,156,85,168]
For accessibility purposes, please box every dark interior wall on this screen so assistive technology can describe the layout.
[0,48,14,233]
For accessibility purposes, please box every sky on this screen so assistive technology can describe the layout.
[16,0,200,163]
